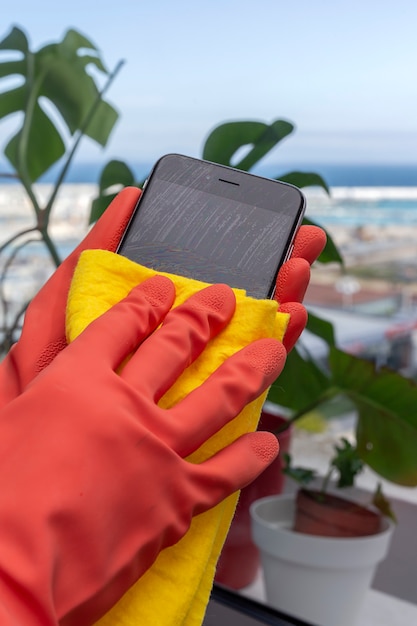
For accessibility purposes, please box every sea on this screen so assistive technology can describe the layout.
[256,162,417,227]
[2,161,417,229]
[1,161,417,254]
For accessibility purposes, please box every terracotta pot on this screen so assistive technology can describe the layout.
[215,410,292,589]
[294,488,382,537]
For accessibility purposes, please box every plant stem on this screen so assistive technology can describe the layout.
[0,298,29,356]
[321,468,335,494]
[39,227,61,268]
[0,228,38,255]
[17,51,44,222]
[0,237,39,343]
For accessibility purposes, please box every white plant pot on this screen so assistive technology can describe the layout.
[250,494,394,626]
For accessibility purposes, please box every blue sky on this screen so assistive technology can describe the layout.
[1,0,417,168]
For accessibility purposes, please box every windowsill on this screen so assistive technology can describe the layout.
[239,568,417,626]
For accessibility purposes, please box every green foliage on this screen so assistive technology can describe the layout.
[202,119,295,171]
[89,160,139,224]
[283,443,364,491]
[283,439,396,521]
[0,26,118,184]
[283,442,365,492]
[268,346,332,412]
[278,171,330,194]
[330,349,417,486]
[273,345,417,489]
[330,438,364,488]
[305,310,336,345]
[373,483,397,523]
[282,453,317,486]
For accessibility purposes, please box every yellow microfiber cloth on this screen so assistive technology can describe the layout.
[66,249,289,626]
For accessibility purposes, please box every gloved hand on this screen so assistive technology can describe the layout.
[0,278,286,626]
[0,186,325,405]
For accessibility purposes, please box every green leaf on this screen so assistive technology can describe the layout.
[89,194,118,225]
[278,171,329,195]
[83,100,119,147]
[267,345,331,411]
[77,54,108,74]
[282,453,317,486]
[0,59,26,78]
[306,311,335,346]
[372,483,397,523]
[36,43,118,144]
[98,159,136,192]
[0,86,25,120]
[329,348,417,486]
[0,26,29,53]
[60,29,108,73]
[0,26,119,181]
[202,119,294,171]
[4,102,65,181]
[61,29,99,54]
[330,438,364,488]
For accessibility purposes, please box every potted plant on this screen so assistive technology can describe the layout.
[284,435,396,531]
[249,346,417,626]
[250,438,398,626]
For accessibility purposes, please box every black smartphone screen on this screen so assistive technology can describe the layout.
[118,155,305,299]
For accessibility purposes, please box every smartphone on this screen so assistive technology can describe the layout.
[117,154,306,299]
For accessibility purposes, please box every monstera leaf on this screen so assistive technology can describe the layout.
[202,119,295,170]
[89,159,140,224]
[202,119,329,193]
[0,26,118,182]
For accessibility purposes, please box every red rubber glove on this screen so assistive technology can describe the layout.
[0,278,285,626]
[0,187,325,405]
